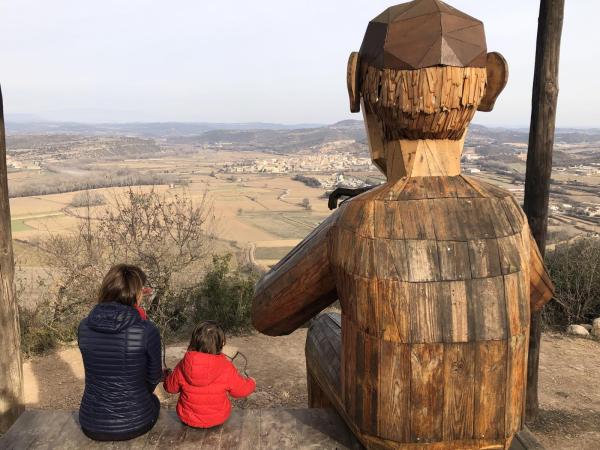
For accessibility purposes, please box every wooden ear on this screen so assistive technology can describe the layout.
[347,52,361,113]
[478,52,509,112]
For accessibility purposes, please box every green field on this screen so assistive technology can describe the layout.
[11,219,33,232]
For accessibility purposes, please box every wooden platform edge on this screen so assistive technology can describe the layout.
[0,408,364,450]
[511,427,546,450]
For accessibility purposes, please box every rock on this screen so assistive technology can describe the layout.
[592,318,600,337]
[566,324,590,337]
[580,324,593,331]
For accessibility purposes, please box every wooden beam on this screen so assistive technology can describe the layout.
[0,85,24,432]
[523,0,565,423]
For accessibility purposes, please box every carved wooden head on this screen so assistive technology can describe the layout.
[347,0,508,173]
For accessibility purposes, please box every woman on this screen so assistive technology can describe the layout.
[78,264,162,441]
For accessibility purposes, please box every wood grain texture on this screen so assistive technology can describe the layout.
[253,167,549,449]
[0,85,24,433]
[361,65,487,140]
[442,343,475,441]
[410,343,444,443]
[306,315,543,450]
[1,409,362,450]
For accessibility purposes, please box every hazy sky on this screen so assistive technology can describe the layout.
[1,0,598,127]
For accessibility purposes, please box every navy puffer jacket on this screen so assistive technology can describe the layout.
[78,302,162,441]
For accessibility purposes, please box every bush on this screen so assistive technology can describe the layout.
[193,254,259,333]
[28,188,214,349]
[70,191,106,207]
[543,237,600,328]
[19,305,59,356]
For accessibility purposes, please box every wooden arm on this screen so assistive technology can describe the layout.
[251,213,339,336]
[529,234,555,312]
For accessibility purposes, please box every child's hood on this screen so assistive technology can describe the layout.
[180,351,230,387]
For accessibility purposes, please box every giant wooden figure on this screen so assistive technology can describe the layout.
[252,1,554,449]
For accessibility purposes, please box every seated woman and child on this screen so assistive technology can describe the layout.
[77,264,255,441]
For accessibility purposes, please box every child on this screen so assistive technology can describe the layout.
[163,321,255,428]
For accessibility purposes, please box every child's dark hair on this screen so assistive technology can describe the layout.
[189,321,226,355]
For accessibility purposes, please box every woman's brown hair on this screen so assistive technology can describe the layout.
[188,321,225,355]
[98,264,147,306]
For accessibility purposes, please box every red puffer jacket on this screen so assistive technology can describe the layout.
[163,351,255,428]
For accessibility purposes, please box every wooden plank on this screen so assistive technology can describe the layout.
[497,234,523,275]
[354,330,365,429]
[342,316,356,420]
[468,239,502,279]
[409,283,443,343]
[410,343,444,442]
[259,409,298,448]
[474,340,508,440]
[489,197,516,238]
[340,200,374,238]
[0,410,47,449]
[467,277,508,341]
[442,343,475,441]
[511,427,546,450]
[378,280,410,343]
[218,410,256,450]
[361,332,379,435]
[355,276,379,334]
[373,201,404,239]
[439,281,469,343]
[438,241,471,281]
[24,410,73,450]
[398,200,437,240]
[383,239,410,281]
[49,412,107,450]
[0,409,363,450]
[505,335,527,438]
[290,409,361,449]
[377,341,410,442]
[430,198,466,241]
[406,240,440,282]
[504,272,529,337]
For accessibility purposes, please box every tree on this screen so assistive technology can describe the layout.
[300,198,312,211]
[69,190,106,208]
[523,0,565,422]
[193,254,259,332]
[0,85,23,432]
[40,188,214,335]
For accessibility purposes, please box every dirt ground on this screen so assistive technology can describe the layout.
[21,331,600,450]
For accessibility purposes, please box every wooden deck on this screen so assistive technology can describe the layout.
[0,409,544,449]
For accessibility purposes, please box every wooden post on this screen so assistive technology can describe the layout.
[523,0,565,423]
[0,85,24,432]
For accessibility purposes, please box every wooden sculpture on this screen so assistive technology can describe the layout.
[252,1,554,449]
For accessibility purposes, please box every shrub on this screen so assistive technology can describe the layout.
[193,254,260,333]
[70,191,106,207]
[300,198,312,210]
[543,237,600,328]
[32,188,214,346]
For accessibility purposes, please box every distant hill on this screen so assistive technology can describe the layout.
[6,120,599,159]
[5,121,325,137]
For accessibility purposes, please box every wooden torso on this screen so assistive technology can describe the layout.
[329,175,531,448]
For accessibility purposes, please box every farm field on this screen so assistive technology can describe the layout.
[8,151,335,268]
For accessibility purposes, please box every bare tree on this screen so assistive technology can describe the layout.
[40,188,214,335]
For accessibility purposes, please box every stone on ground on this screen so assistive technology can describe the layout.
[592,318,600,337]
[567,324,590,337]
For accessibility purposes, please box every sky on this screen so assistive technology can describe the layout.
[1,0,598,127]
